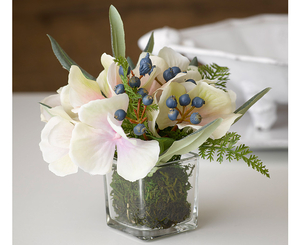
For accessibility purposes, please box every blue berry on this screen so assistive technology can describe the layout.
[133,124,146,136]
[166,95,178,108]
[142,95,153,106]
[137,88,148,97]
[171,66,181,76]
[114,109,127,121]
[139,53,153,76]
[179,94,191,106]
[163,66,181,82]
[114,84,125,94]
[163,68,174,82]
[185,79,196,85]
[119,65,131,77]
[128,76,141,88]
[190,112,202,124]
[168,109,179,121]
[191,97,205,108]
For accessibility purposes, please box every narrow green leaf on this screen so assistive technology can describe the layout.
[127,56,135,69]
[47,34,96,80]
[143,32,154,53]
[109,5,126,58]
[158,118,223,163]
[189,56,198,66]
[39,102,52,109]
[233,87,271,124]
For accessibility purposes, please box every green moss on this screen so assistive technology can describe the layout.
[109,162,195,229]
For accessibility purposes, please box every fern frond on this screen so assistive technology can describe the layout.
[198,63,230,91]
[198,132,270,178]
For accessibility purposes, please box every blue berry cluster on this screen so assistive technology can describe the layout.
[139,53,155,76]
[113,54,158,136]
[166,94,205,124]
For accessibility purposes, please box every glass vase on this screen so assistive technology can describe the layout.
[103,152,199,240]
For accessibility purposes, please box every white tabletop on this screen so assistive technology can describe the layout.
[13,92,288,245]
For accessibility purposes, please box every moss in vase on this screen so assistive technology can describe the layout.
[109,162,195,229]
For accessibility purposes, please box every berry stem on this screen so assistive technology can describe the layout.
[126,117,138,124]
[180,106,195,122]
[171,125,178,132]
[141,105,147,119]
[154,78,163,86]
[137,99,141,119]
[175,107,182,116]
[143,133,149,140]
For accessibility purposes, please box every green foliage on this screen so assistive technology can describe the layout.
[198,132,270,177]
[47,35,96,80]
[109,162,195,229]
[143,32,155,53]
[233,87,271,124]
[109,5,126,58]
[39,102,52,109]
[198,63,230,91]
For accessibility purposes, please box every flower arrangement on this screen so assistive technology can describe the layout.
[39,5,270,181]
[39,5,270,238]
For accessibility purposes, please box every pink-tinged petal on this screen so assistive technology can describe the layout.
[158,47,190,71]
[39,117,69,163]
[78,94,129,129]
[116,138,160,181]
[70,123,116,175]
[48,119,74,149]
[97,70,113,98]
[107,62,123,96]
[48,154,78,177]
[107,114,127,138]
[68,65,104,109]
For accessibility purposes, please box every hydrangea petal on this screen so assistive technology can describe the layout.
[158,47,190,71]
[78,94,129,129]
[39,117,69,163]
[107,62,123,95]
[48,119,74,148]
[116,137,160,181]
[68,65,104,110]
[70,123,116,175]
[49,154,78,177]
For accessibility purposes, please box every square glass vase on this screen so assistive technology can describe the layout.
[103,152,199,240]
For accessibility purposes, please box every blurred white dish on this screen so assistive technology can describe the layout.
[138,14,288,133]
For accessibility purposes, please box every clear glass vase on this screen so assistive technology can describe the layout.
[103,152,199,240]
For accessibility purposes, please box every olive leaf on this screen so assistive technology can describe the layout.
[158,118,223,164]
[109,5,126,58]
[47,35,96,81]
[143,32,154,53]
[189,57,198,66]
[233,87,271,124]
